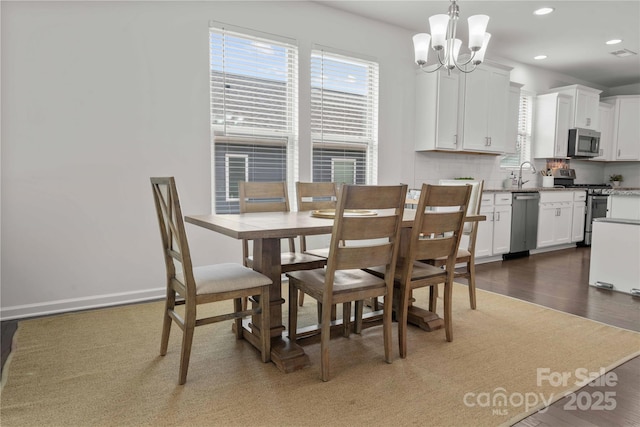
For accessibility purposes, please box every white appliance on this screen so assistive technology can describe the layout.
[607,192,640,221]
[589,218,640,296]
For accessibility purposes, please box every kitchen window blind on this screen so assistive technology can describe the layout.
[501,92,534,168]
[210,24,298,213]
[310,47,378,185]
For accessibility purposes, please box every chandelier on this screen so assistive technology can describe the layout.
[412,0,491,74]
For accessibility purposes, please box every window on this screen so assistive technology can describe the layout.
[210,24,298,213]
[225,154,248,201]
[331,158,356,184]
[501,92,534,168]
[310,47,378,185]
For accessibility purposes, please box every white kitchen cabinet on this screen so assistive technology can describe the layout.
[414,70,460,151]
[590,103,614,161]
[460,63,512,153]
[533,93,571,159]
[505,82,523,154]
[537,191,573,248]
[601,95,640,161]
[475,192,512,257]
[552,84,602,130]
[571,191,586,242]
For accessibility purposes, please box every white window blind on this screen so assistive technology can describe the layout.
[310,47,378,185]
[501,92,534,168]
[210,24,298,213]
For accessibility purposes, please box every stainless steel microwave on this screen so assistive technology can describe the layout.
[568,128,601,158]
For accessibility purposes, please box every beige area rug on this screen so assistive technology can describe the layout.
[1,283,639,427]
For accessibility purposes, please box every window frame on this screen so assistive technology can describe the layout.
[310,46,379,186]
[209,23,299,214]
[331,157,357,185]
[501,90,535,170]
[224,153,248,202]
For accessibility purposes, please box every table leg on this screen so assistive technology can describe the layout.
[398,228,444,332]
[249,237,310,373]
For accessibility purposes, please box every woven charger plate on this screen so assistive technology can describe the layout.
[310,209,377,219]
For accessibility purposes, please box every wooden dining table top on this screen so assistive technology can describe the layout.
[184,209,485,241]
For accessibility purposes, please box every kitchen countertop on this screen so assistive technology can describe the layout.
[484,187,640,193]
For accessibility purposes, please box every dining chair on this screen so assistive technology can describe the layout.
[295,181,337,308]
[151,177,272,385]
[295,181,338,256]
[427,180,484,309]
[238,181,327,274]
[286,184,407,381]
[365,184,471,358]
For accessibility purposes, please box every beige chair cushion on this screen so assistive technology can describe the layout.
[177,263,272,295]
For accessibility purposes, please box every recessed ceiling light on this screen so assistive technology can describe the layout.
[534,7,555,16]
[606,39,623,45]
[534,55,547,60]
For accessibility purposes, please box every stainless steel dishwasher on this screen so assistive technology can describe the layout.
[507,192,540,258]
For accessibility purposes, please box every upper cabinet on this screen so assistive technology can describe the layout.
[414,61,514,155]
[601,95,640,161]
[590,102,614,161]
[533,93,571,159]
[550,84,602,131]
[459,63,512,153]
[414,70,460,151]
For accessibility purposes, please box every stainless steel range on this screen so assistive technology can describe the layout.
[552,169,610,246]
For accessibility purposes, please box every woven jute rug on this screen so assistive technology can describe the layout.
[1,283,639,426]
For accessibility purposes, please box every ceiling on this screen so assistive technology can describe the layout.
[315,0,640,89]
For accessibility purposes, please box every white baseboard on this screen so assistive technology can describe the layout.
[0,288,165,321]
[531,243,577,255]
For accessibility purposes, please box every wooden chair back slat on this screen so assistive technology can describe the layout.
[296,182,338,211]
[339,215,399,241]
[333,243,395,271]
[419,211,466,235]
[239,181,290,213]
[414,237,457,261]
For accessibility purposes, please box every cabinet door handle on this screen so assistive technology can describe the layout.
[496,211,500,221]
[489,137,492,146]
[454,134,458,146]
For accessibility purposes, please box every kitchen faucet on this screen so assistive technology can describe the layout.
[518,161,537,189]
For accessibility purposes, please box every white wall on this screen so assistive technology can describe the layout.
[2,1,638,319]
[0,1,414,319]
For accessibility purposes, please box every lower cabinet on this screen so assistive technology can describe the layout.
[537,192,575,248]
[476,193,512,257]
[571,191,587,242]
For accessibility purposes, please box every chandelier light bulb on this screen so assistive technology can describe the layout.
[472,33,491,64]
[467,15,489,50]
[413,33,432,64]
[429,14,449,50]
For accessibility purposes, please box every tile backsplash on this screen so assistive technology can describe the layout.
[413,152,640,189]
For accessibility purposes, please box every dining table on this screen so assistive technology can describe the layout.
[185,208,484,373]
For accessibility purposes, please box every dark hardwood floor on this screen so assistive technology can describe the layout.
[1,247,638,425]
